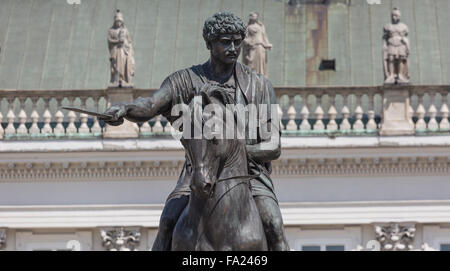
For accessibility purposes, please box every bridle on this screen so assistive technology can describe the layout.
[195,159,265,246]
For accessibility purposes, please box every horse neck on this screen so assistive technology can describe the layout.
[217,139,248,182]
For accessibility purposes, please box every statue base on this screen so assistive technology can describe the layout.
[103,87,139,139]
[103,120,139,139]
[380,86,414,136]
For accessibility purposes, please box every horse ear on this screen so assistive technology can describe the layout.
[209,89,233,106]
[200,91,212,107]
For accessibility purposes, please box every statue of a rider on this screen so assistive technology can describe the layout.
[100,12,289,251]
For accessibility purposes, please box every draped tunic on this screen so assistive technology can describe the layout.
[242,22,271,76]
[108,26,135,85]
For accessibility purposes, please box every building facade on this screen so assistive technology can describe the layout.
[1,0,450,251]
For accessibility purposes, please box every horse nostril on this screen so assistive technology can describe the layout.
[203,183,212,193]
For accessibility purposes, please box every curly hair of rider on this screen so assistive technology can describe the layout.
[202,12,247,43]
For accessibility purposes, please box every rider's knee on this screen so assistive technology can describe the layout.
[266,215,284,235]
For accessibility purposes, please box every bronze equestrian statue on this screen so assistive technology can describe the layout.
[100,12,289,251]
[171,86,267,250]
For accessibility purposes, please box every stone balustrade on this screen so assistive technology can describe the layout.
[0,89,107,139]
[0,86,449,140]
[409,87,450,133]
[277,87,383,135]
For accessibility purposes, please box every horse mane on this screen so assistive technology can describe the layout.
[188,83,236,125]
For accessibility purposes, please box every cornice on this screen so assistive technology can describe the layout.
[0,155,448,182]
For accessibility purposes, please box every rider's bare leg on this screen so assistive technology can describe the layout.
[152,195,189,251]
[254,196,290,251]
[385,56,396,84]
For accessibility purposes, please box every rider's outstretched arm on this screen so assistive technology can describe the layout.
[125,82,173,123]
[101,77,174,125]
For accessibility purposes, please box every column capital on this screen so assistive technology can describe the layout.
[100,227,141,251]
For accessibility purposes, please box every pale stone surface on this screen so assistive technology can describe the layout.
[380,88,415,135]
[4,136,450,152]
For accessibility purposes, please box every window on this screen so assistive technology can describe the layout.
[423,226,450,251]
[285,226,362,251]
[301,245,345,251]
[319,59,336,71]
[326,245,345,251]
[302,245,321,251]
[440,244,450,251]
[16,231,92,251]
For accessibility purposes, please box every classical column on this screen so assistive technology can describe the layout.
[103,88,139,138]
[100,227,140,251]
[379,85,415,135]
[0,229,6,250]
[374,223,416,251]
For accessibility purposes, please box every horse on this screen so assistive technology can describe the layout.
[171,86,268,251]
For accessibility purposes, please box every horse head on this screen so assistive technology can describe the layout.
[180,84,243,199]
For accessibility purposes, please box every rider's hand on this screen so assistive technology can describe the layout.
[100,103,127,126]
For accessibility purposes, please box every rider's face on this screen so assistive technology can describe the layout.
[208,34,243,65]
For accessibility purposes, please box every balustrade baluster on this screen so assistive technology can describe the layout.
[5,98,16,136]
[299,106,310,131]
[66,97,77,134]
[340,94,351,131]
[353,94,364,131]
[41,98,53,134]
[78,98,91,134]
[286,95,298,131]
[313,95,324,131]
[152,115,163,133]
[415,93,426,131]
[29,98,41,135]
[366,94,377,131]
[54,98,65,135]
[140,121,151,134]
[17,98,28,135]
[278,104,284,131]
[164,118,174,133]
[0,111,3,139]
[427,92,438,131]
[440,103,449,131]
[91,96,102,135]
[326,94,337,131]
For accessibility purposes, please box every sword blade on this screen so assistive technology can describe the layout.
[61,106,114,120]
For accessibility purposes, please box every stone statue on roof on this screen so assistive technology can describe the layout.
[383,7,410,85]
[108,9,135,88]
[242,12,272,77]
